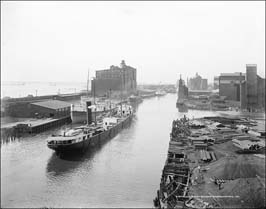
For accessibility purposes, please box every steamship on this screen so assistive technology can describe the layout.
[47,102,133,154]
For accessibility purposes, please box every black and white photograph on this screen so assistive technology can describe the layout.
[1,1,265,208]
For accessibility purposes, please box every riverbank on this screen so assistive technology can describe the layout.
[154,115,265,208]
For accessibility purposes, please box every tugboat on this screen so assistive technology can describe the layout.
[47,101,133,154]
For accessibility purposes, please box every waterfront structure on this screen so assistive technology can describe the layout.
[177,75,188,100]
[154,116,265,209]
[218,72,245,101]
[240,64,265,111]
[219,65,265,111]
[188,73,208,90]
[91,60,137,97]
[1,92,85,118]
[31,100,71,118]
[213,76,219,89]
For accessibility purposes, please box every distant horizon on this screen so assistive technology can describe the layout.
[1,80,179,85]
[1,1,265,84]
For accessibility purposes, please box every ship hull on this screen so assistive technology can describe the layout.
[48,114,133,154]
[236,148,265,154]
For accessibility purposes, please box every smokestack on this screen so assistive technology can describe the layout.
[86,101,92,125]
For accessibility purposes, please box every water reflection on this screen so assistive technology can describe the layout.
[4,94,264,208]
[46,147,98,177]
[46,116,137,178]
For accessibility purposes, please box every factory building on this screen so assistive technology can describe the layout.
[91,60,137,97]
[188,73,208,90]
[219,65,265,111]
[240,64,265,111]
[219,72,245,101]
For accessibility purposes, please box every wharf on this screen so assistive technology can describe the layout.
[154,115,265,208]
[1,116,71,140]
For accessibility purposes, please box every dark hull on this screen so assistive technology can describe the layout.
[48,114,133,154]
[236,148,265,154]
[176,102,186,108]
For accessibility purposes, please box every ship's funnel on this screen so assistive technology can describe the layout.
[86,101,92,125]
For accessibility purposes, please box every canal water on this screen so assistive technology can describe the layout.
[1,94,220,208]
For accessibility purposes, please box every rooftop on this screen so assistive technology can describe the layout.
[31,100,71,110]
[246,64,257,67]
[220,72,246,77]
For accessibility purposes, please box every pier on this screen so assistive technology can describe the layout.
[1,116,71,142]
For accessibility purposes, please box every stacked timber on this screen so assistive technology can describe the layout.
[200,150,216,162]
[210,151,216,161]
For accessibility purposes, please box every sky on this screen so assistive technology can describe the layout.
[1,1,265,84]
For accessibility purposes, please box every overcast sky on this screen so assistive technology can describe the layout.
[1,1,265,84]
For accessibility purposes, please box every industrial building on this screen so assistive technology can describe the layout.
[219,72,245,101]
[219,64,265,111]
[91,60,137,97]
[177,76,188,99]
[188,73,208,90]
[240,64,265,111]
[30,100,71,118]
[213,76,219,89]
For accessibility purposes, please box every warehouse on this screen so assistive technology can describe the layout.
[30,100,71,118]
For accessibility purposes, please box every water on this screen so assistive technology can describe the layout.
[1,81,87,98]
[1,94,221,208]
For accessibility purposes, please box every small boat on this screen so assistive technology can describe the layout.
[47,104,133,154]
[155,90,167,96]
[128,95,143,103]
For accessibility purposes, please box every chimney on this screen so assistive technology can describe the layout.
[86,101,92,125]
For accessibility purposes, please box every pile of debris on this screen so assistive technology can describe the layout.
[171,116,191,139]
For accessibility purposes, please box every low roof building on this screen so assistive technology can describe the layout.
[31,100,71,110]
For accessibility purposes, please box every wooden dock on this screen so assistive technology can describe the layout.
[1,116,71,142]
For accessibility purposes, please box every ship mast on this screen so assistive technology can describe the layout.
[87,69,90,98]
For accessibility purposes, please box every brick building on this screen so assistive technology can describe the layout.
[240,64,265,111]
[219,65,265,111]
[188,73,208,90]
[91,60,137,97]
[219,72,245,101]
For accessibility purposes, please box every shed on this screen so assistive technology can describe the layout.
[31,100,71,118]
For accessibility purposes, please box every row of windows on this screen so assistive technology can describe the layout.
[56,107,69,112]
[96,69,136,79]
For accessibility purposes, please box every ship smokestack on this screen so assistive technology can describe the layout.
[86,101,92,125]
